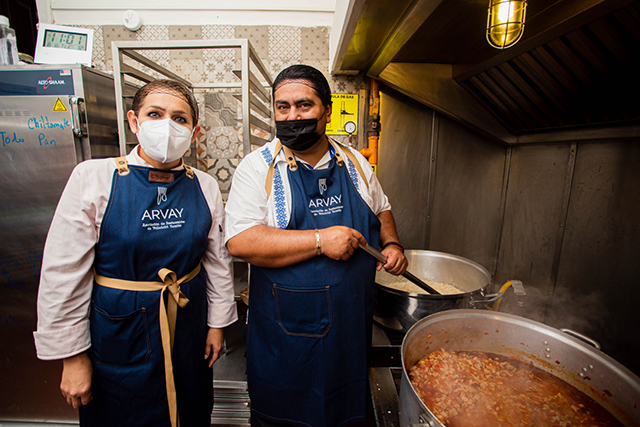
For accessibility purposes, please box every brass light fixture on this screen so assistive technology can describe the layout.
[486,0,527,49]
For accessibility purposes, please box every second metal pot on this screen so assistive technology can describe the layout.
[399,310,640,427]
[373,250,498,332]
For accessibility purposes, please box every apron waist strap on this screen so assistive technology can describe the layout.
[94,263,202,427]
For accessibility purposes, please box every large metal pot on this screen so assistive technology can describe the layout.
[374,250,502,332]
[400,310,640,427]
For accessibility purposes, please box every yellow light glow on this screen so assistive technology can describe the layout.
[497,2,513,22]
[487,0,527,49]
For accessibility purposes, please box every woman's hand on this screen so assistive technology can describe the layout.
[61,352,93,408]
[205,328,224,368]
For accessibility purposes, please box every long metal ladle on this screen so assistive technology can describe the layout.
[359,244,442,295]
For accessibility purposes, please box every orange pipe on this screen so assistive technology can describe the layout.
[359,136,378,167]
[361,79,380,173]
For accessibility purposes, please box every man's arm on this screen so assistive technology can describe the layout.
[226,225,367,268]
[377,210,408,275]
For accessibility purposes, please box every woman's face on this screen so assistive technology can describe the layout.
[128,91,196,135]
[126,90,200,168]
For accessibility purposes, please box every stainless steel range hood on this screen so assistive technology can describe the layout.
[330,0,640,144]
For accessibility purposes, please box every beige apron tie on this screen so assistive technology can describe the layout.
[94,263,201,427]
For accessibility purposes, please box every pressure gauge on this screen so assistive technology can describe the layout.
[344,121,356,134]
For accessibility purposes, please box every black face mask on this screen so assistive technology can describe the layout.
[275,118,324,152]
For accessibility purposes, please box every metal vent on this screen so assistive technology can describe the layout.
[461,2,640,134]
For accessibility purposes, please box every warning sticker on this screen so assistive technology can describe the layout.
[326,94,359,136]
[53,98,68,112]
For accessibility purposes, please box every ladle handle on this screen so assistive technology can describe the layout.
[359,244,441,295]
[401,270,441,295]
[359,243,387,263]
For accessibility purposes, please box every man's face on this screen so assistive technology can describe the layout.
[274,81,331,136]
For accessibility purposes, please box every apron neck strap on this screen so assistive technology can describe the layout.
[265,141,300,199]
[265,141,282,199]
[328,139,345,167]
[265,138,369,199]
[116,156,130,176]
[281,144,299,171]
[183,164,195,179]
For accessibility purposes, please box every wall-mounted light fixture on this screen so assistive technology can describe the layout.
[486,0,527,49]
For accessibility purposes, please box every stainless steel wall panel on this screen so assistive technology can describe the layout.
[495,143,574,298]
[552,140,640,377]
[428,114,506,273]
[375,85,640,378]
[378,90,434,249]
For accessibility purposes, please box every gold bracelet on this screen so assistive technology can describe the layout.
[315,229,322,255]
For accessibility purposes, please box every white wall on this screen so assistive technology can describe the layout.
[41,0,336,26]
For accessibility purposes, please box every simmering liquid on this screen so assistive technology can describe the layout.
[409,348,624,427]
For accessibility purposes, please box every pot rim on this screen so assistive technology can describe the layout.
[374,282,488,299]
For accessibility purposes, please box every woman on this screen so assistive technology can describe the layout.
[33,79,238,427]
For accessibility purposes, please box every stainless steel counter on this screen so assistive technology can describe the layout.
[210,261,250,426]
[369,323,402,427]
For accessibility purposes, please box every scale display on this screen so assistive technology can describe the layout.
[34,24,94,66]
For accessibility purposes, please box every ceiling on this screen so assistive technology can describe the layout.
[332,0,640,143]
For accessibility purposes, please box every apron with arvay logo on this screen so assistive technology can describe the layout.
[79,161,213,427]
[248,146,381,427]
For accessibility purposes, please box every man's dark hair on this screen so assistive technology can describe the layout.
[272,64,333,107]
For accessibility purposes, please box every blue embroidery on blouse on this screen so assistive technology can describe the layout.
[344,149,360,192]
[261,146,288,229]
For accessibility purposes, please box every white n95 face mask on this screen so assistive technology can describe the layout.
[136,118,194,164]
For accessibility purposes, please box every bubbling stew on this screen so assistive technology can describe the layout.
[409,348,624,427]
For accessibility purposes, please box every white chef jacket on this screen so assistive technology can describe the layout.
[34,146,238,361]
[225,137,391,242]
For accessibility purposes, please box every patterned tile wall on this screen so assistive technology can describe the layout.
[90,24,368,200]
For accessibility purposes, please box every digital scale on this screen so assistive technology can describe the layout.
[34,23,94,66]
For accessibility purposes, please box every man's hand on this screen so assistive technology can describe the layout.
[319,226,367,261]
[378,246,408,275]
[61,352,93,409]
[205,328,224,368]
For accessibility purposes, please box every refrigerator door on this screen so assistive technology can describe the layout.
[0,65,120,423]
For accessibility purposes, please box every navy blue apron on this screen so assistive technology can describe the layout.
[247,150,381,427]
[79,162,213,427]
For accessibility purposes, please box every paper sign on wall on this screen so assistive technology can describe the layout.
[326,94,358,136]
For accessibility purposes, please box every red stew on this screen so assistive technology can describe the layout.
[409,348,624,427]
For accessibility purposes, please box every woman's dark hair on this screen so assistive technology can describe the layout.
[131,79,199,125]
[272,65,333,107]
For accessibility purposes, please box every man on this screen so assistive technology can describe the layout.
[225,64,407,427]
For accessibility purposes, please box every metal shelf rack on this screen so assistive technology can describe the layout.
[111,39,274,159]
